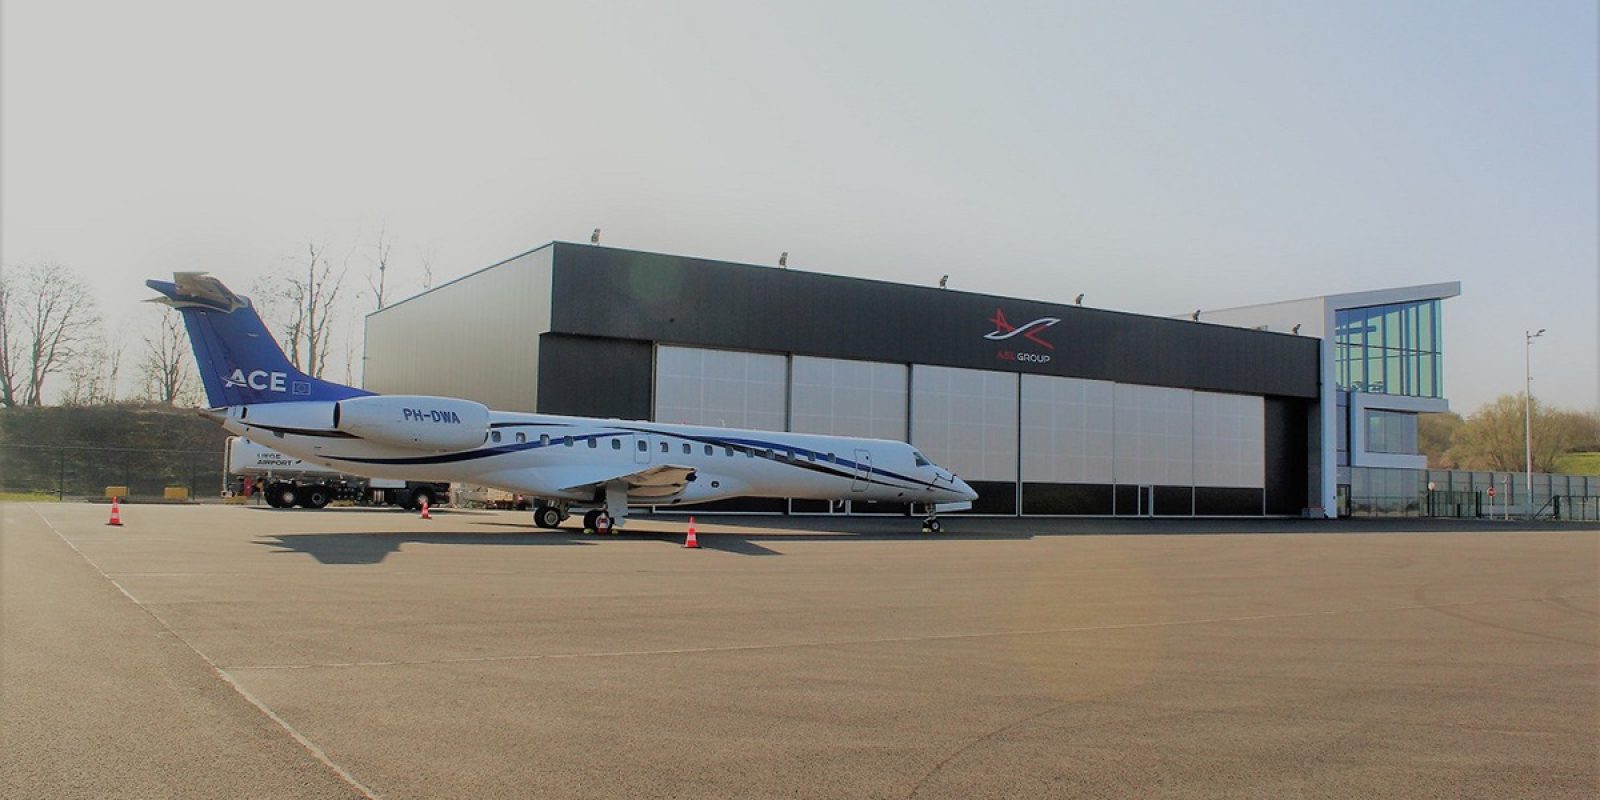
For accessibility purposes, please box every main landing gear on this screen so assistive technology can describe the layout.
[580,481,629,535]
[533,503,569,529]
[582,509,614,535]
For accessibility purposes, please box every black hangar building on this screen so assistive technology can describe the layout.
[363,242,1320,516]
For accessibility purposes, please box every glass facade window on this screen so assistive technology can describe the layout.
[1364,410,1418,454]
[1334,300,1442,398]
[1349,466,1423,516]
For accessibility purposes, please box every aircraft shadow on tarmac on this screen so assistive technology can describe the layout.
[253,519,1022,564]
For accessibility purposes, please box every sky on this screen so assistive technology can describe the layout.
[3,0,1596,413]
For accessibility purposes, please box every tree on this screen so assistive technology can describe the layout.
[418,248,435,292]
[367,225,392,311]
[0,267,17,406]
[255,242,347,378]
[0,264,102,406]
[60,331,124,406]
[139,307,199,405]
[1449,394,1590,473]
[1417,412,1463,469]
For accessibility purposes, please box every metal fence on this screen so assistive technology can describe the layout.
[1539,495,1600,522]
[1424,469,1600,520]
[1343,468,1599,519]
[0,443,226,500]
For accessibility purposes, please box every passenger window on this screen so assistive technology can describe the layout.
[807,452,816,462]
[491,431,502,443]
[724,447,734,457]
[588,439,598,449]
[704,445,713,456]
[660,441,669,453]
[539,434,550,446]
[613,439,622,450]
[637,440,647,452]
[682,443,691,455]
[516,432,526,443]
[564,437,574,447]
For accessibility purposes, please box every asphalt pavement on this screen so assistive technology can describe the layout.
[3,504,1596,798]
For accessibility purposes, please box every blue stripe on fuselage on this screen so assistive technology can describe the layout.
[318,424,936,492]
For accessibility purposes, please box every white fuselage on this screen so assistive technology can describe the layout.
[221,403,976,509]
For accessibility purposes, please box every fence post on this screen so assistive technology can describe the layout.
[57,448,65,501]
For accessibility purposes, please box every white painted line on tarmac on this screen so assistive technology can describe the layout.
[29,505,384,800]
[227,591,1598,672]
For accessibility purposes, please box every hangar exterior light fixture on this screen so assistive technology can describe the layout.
[779,252,788,268]
[938,275,949,289]
[1292,324,1302,335]
[1074,293,1084,305]
[1191,309,1201,321]
[590,228,601,245]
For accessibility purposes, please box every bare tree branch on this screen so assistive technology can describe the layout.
[0,267,18,407]
[254,241,348,378]
[368,224,392,311]
[61,332,122,406]
[418,247,435,292]
[139,307,198,405]
[6,264,102,405]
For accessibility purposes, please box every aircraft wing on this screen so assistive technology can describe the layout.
[555,463,698,500]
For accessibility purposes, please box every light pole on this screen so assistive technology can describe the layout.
[1524,328,1546,518]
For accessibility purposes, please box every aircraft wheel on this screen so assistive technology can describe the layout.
[594,511,613,535]
[923,517,941,534]
[582,509,602,533]
[264,483,289,508]
[534,505,563,529]
[302,486,331,509]
[279,485,299,508]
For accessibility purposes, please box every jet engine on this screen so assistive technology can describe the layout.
[333,395,490,451]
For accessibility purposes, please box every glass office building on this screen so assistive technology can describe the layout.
[1204,284,1461,517]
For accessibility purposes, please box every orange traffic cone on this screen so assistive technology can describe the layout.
[419,498,432,520]
[683,516,699,549]
[106,497,123,527]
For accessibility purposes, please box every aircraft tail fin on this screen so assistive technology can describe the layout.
[146,272,372,407]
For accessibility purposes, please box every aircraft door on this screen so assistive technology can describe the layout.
[633,434,652,465]
[850,449,872,492]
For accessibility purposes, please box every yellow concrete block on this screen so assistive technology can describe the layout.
[163,487,190,501]
[104,486,129,499]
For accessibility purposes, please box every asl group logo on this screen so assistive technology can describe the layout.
[985,308,1057,364]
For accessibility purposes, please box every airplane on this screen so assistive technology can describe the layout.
[148,272,977,533]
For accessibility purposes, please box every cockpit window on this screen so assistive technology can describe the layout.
[913,451,931,467]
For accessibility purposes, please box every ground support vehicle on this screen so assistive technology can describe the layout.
[226,436,448,510]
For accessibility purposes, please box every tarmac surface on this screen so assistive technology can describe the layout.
[3,503,1596,799]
